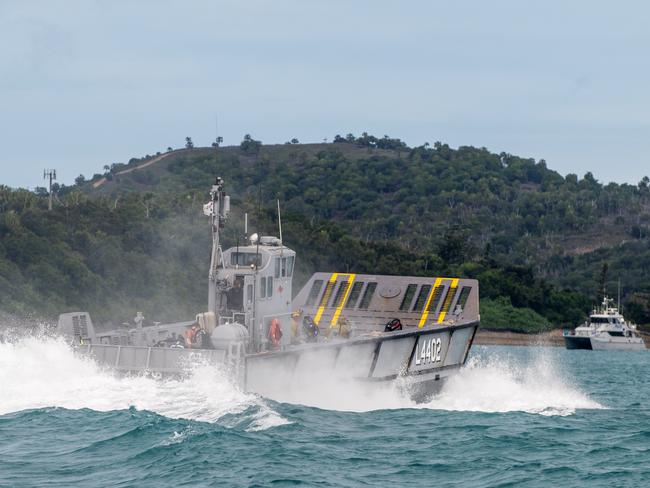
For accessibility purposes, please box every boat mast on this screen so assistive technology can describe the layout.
[207,177,229,314]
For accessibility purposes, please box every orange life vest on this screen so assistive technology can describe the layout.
[185,327,197,348]
[268,319,282,346]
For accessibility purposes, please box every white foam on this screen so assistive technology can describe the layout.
[0,336,289,430]
[249,348,603,416]
[0,335,602,420]
[422,350,604,416]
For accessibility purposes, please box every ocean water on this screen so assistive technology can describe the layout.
[1,336,648,487]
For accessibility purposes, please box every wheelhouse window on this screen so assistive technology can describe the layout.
[275,256,295,278]
[591,317,610,324]
[231,252,260,267]
[267,277,273,297]
[260,277,267,298]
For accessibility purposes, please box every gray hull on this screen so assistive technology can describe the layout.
[74,322,478,402]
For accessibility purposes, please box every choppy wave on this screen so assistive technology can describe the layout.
[0,335,289,431]
[1,334,645,488]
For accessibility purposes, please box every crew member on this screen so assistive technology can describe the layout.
[290,310,302,344]
[338,316,351,339]
[185,323,199,348]
[302,315,319,342]
[268,318,283,349]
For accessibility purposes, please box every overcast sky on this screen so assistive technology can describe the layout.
[1,0,649,189]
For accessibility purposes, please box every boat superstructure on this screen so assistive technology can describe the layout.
[56,178,480,401]
[563,297,646,351]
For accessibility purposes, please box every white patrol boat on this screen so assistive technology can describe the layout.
[57,177,481,402]
[563,296,646,351]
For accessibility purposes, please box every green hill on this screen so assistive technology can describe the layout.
[3,134,650,330]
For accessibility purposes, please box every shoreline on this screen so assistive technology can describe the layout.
[474,329,650,347]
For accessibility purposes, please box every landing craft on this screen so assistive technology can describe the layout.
[57,178,480,402]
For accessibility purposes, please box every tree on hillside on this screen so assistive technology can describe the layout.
[185,137,194,149]
[438,226,473,265]
[75,175,86,186]
[211,136,223,148]
[240,134,262,155]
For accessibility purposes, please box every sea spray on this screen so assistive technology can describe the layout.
[0,335,602,420]
[228,346,603,415]
[424,347,604,415]
[0,335,289,430]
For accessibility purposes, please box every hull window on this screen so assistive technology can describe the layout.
[427,285,445,312]
[345,281,364,309]
[331,280,352,308]
[439,284,458,315]
[358,282,377,309]
[412,285,432,312]
[456,286,472,311]
[305,280,324,306]
[318,280,337,308]
[399,284,417,311]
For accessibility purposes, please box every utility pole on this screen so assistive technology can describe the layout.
[43,169,57,211]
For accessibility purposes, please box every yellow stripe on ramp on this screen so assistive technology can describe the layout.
[418,277,443,328]
[331,274,356,327]
[437,278,459,323]
[314,273,338,325]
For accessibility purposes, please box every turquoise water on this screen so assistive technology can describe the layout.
[1,338,648,487]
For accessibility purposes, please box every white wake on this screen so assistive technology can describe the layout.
[0,335,288,431]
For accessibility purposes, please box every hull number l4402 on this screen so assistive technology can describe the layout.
[415,337,442,365]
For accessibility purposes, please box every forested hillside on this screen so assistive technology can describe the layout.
[3,134,650,330]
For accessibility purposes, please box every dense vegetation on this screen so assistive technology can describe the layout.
[3,134,650,331]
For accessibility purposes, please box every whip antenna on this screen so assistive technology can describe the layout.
[277,199,283,248]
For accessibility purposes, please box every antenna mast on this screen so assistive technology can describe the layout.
[206,177,229,314]
[277,199,283,248]
[43,169,56,211]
